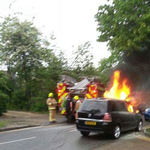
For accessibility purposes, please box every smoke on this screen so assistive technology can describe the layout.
[112,49,150,107]
[112,50,150,91]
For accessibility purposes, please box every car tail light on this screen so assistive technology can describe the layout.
[103,113,112,122]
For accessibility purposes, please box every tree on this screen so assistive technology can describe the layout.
[95,0,150,91]
[0,16,65,111]
[95,0,150,53]
[70,41,95,79]
[0,16,44,105]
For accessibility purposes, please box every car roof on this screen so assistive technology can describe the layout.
[86,97,126,102]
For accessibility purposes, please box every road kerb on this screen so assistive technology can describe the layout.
[144,129,150,138]
[0,125,40,132]
[136,134,150,142]
[143,125,150,130]
[0,120,68,132]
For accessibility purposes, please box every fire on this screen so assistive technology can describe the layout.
[128,104,134,113]
[104,70,131,100]
[104,70,134,113]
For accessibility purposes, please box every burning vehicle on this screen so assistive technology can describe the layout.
[76,70,143,139]
[103,70,135,112]
[76,98,143,139]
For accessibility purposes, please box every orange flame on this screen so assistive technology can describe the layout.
[104,71,131,100]
[104,70,133,112]
[128,104,134,113]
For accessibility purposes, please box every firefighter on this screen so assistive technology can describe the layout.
[74,95,82,119]
[46,93,57,123]
[66,94,73,122]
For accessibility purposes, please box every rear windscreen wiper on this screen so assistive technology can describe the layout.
[90,109,100,114]
[81,110,91,113]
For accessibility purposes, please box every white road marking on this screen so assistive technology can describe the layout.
[0,137,36,145]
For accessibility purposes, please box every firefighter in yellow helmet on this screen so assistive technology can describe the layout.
[74,95,82,119]
[46,93,57,123]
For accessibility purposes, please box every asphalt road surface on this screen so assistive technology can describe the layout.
[0,120,150,150]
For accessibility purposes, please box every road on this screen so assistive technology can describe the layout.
[0,121,150,150]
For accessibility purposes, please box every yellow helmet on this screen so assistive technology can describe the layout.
[48,93,54,98]
[74,95,79,100]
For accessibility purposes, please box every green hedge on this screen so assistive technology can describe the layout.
[0,91,9,115]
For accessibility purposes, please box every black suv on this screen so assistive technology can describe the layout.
[76,98,143,139]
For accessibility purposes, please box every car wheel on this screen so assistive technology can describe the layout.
[145,118,148,121]
[80,131,90,136]
[112,125,121,139]
[136,120,143,131]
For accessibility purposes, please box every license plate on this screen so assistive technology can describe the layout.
[85,121,96,126]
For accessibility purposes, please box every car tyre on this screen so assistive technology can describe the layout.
[80,131,90,136]
[135,120,143,131]
[145,118,148,121]
[112,125,121,139]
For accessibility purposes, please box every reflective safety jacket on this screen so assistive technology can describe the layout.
[47,98,57,110]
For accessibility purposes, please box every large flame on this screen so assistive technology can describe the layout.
[104,70,131,100]
[104,70,133,112]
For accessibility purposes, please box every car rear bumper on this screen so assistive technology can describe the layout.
[76,119,114,134]
[145,114,150,119]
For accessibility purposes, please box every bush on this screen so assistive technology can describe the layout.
[0,91,9,115]
[8,89,26,110]
[30,95,48,112]
[0,72,10,115]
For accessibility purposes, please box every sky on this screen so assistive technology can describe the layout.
[0,0,111,67]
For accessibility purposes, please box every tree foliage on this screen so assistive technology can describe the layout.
[70,42,97,79]
[0,16,97,112]
[96,0,150,90]
[95,0,150,53]
[0,16,64,111]
[98,51,122,84]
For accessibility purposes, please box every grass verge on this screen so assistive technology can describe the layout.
[0,121,8,128]
[146,128,150,133]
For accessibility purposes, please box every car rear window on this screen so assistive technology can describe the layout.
[79,100,107,113]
